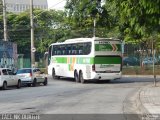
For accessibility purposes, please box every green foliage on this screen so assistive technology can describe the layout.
[0,0,159,61]
[0,0,2,13]
[0,9,68,60]
[115,0,159,44]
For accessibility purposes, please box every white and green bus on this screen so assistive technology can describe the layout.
[48,37,122,83]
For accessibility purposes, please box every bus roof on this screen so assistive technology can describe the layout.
[51,37,121,45]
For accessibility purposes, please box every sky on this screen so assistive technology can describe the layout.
[47,0,66,10]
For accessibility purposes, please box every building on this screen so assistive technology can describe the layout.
[0,41,17,69]
[5,0,48,13]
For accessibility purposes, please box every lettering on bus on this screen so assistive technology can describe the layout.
[99,41,110,44]
[100,64,114,68]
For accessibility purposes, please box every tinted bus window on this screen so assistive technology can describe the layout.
[51,42,91,56]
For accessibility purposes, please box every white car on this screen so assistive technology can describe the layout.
[16,68,48,87]
[0,68,21,90]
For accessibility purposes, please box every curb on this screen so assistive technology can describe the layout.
[122,75,160,78]
[136,83,160,119]
[136,87,150,119]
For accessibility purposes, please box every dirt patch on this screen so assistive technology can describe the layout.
[122,65,160,75]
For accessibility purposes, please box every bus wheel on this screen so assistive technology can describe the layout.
[79,71,85,83]
[52,68,56,79]
[74,70,79,82]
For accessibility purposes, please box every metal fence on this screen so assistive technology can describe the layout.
[122,44,160,75]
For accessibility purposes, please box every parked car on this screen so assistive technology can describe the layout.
[0,68,21,90]
[123,57,139,66]
[142,57,158,65]
[16,68,48,87]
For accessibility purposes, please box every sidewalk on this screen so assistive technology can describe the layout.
[137,79,160,119]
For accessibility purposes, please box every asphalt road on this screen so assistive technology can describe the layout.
[0,76,154,120]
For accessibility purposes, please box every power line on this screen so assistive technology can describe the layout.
[34,0,66,18]
[48,0,66,9]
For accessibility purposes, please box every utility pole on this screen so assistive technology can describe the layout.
[152,40,156,86]
[2,0,8,41]
[93,18,96,37]
[30,0,35,67]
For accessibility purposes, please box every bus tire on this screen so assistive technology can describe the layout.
[52,68,56,79]
[74,70,79,83]
[79,71,85,84]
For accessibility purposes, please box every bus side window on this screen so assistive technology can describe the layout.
[78,43,83,55]
[57,46,61,55]
[72,44,76,55]
[61,45,66,55]
[67,44,71,55]
[64,45,67,55]
[83,42,91,55]
[53,46,57,55]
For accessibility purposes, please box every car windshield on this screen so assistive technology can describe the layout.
[16,69,31,74]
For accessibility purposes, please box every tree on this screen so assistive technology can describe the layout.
[109,0,160,45]
[65,0,115,37]
[0,9,68,60]
[0,0,2,13]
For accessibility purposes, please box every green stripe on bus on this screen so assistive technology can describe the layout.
[52,57,121,64]
[52,57,94,64]
[77,58,94,64]
[94,57,121,64]
[52,57,67,63]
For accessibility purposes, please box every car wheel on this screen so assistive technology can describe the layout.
[32,79,37,87]
[17,80,21,89]
[43,78,48,86]
[79,71,85,84]
[2,82,7,90]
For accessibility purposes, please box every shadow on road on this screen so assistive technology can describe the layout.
[52,76,158,84]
